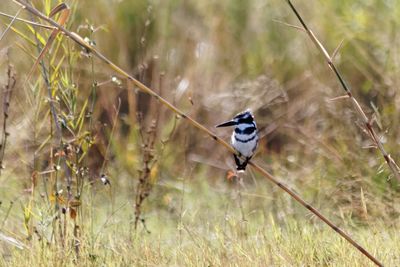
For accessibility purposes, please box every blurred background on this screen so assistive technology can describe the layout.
[0,0,399,265]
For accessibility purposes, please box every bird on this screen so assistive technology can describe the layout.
[216,109,258,171]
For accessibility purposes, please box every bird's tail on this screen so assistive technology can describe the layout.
[234,155,250,171]
[236,163,247,171]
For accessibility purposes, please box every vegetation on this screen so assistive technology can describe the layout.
[0,0,399,266]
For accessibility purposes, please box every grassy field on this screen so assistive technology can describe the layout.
[0,0,400,266]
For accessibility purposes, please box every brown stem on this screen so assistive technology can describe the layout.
[0,54,16,175]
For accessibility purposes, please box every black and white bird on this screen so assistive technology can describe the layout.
[216,110,258,171]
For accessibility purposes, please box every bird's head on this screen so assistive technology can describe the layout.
[215,109,254,128]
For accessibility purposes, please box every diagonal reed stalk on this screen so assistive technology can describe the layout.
[10,1,383,265]
[286,0,400,183]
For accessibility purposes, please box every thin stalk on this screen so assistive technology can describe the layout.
[100,99,121,174]
[0,55,16,174]
[12,1,383,265]
[0,7,22,41]
[0,10,54,29]
[286,0,400,183]
[88,26,97,131]
[0,200,14,230]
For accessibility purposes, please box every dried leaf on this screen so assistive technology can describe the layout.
[70,207,77,219]
[0,233,25,250]
[30,171,38,187]
[49,192,65,205]
[226,170,236,182]
[331,39,344,62]
[149,164,158,184]
[54,150,66,157]
[360,188,368,217]
[69,199,81,208]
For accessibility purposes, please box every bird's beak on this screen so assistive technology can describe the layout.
[215,120,236,128]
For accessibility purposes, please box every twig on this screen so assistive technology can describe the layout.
[236,172,247,222]
[272,19,305,32]
[100,98,121,175]
[134,112,158,231]
[0,10,54,29]
[285,0,400,185]
[12,1,383,265]
[0,200,14,230]
[87,24,97,132]
[0,7,22,41]
[93,201,129,245]
[0,52,16,175]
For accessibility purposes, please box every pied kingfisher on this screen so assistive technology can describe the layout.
[216,110,258,171]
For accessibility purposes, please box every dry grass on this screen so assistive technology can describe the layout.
[1,183,399,266]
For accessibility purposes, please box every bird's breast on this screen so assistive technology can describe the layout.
[231,132,258,157]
